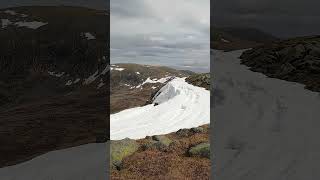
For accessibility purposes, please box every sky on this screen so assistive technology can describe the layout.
[111,0,210,73]
[212,0,320,38]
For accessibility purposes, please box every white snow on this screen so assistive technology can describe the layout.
[114,68,125,71]
[20,14,28,17]
[74,78,81,84]
[4,10,17,15]
[212,49,320,180]
[97,82,105,89]
[83,70,99,85]
[14,21,47,29]
[65,80,72,86]
[48,71,64,77]
[135,77,172,88]
[84,32,96,40]
[0,143,107,180]
[1,19,11,28]
[110,67,125,71]
[221,38,230,43]
[101,65,110,75]
[151,86,157,89]
[136,72,140,75]
[110,77,210,140]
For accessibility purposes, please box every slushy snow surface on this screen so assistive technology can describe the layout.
[212,49,320,180]
[111,77,210,140]
[0,143,107,180]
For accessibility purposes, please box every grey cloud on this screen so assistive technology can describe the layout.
[111,0,210,72]
[212,0,320,38]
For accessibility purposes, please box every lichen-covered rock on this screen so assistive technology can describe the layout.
[176,128,191,137]
[191,127,205,133]
[188,143,210,158]
[185,73,210,90]
[110,138,139,169]
[152,135,172,146]
[141,135,173,151]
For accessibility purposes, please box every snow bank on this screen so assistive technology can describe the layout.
[135,77,172,88]
[212,49,320,180]
[84,32,96,40]
[15,21,47,29]
[83,70,99,85]
[0,143,107,180]
[110,77,210,140]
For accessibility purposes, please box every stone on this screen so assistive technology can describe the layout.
[110,138,139,169]
[188,142,210,159]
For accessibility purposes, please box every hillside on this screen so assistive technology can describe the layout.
[211,27,278,51]
[110,63,194,113]
[110,72,211,179]
[0,6,109,167]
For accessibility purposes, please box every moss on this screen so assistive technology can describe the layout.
[188,142,210,159]
[110,138,139,168]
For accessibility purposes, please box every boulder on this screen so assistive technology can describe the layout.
[188,143,210,159]
[176,128,191,137]
[110,138,139,169]
[191,127,205,133]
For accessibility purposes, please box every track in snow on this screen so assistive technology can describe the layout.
[212,49,320,180]
[110,77,210,140]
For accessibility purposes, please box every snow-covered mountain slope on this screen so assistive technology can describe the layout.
[0,143,107,180]
[110,77,210,140]
[212,49,320,180]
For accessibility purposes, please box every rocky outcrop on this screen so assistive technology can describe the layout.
[185,73,210,90]
[189,143,210,158]
[240,36,320,92]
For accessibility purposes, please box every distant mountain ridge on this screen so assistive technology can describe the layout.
[211,27,279,51]
[110,63,194,114]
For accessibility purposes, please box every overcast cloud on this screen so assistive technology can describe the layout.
[111,0,210,73]
[212,0,320,38]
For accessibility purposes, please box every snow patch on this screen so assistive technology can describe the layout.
[101,65,110,75]
[74,78,81,84]
[221,38,230,43]
[135,76,172,89]
[0,143,107,180]
[83,70,99,85]
[84,32,96,40]
[4,10,17,15]
[48,71,65,77]
[111,77,210,140]
[65,80,72,86]
[115,68,125,71]
[136,72,140,75]
[1,19,11,28]
[97,81,105,89]
[14,21,48,29]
